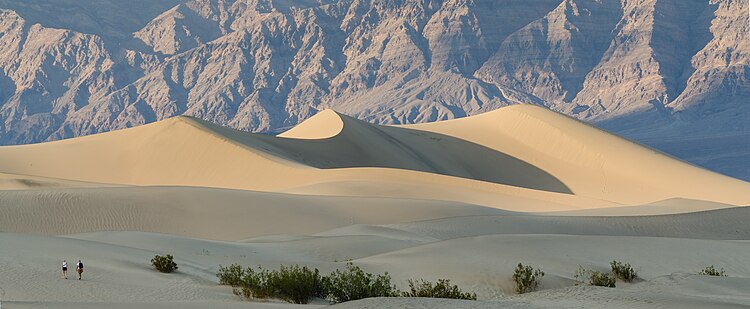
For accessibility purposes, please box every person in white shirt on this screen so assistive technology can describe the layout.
[62,260,68,279]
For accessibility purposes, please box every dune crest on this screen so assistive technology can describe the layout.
[0,106,747,213]
[277,109,345,140]
[408,105,750,206]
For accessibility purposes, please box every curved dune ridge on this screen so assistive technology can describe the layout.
[0,105,749,308]
[0,104,747,212]
[277,109,345,139]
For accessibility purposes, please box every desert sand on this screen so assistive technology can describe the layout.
[0,105,748,308]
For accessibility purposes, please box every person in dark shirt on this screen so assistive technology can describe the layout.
[76,260,84,280]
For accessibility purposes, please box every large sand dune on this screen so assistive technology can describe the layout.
[0,105,747,212]
[0,105,748,308]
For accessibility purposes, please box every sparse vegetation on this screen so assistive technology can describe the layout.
[589,271,616,287]
[266,265,326,304]
[151,254,178,273]
[221,264,325,304]
[573,265,588,285]
[402,279,477,300]
[610,260,636,282]
[323,262,400,303]
[217,264,246,286]
[512,263,544,294]
[699,265,726,277]
[219,262,403,304]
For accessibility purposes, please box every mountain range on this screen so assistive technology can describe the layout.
[0,0,747,180]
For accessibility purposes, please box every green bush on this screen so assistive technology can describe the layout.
[151,254,178,273]
[218,263,480,304]
[589,271,616,287]
[221,265,324,304]
[512,263,544,294]
[610,260,636,282]
[323,262,400,303]
[699,265,726,277]
[269,265,325,304]
[402,279,476,300]
[217,264,247,286]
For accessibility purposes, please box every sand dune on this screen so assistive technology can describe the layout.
[1,216,748,308]
[407,105,750,205]
[0,105,747,214]
[0,186,502,240]
[0,106,749,308]
[0,172,115,190]
[381,206,750,241]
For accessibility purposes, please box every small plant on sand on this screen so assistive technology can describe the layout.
[512,263,544,294]
[217,264,247,286]
[402,279,477,300]
[573,265,589,285]
[610,260,636,282]
[589,271,616,287]
[323,262,400,303]
[699,265,726,277]
[151,254,178,273]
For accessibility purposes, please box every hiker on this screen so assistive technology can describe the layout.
[76,259,84,280]
[62,260,68,279]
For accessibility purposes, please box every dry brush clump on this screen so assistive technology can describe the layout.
[402,278,477,300]
[217,262,477,304]
[589,271,616,287]
[575,266,616,288]
[699,265,727,277]
[151,254,178,273]
[217,264,324,304]
[512,263,544,294]
[323,262,400,303]
[610,260,637,282]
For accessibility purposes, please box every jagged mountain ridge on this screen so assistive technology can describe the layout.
[0,0,747,179]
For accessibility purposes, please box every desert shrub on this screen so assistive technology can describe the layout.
[573,266,589,285]
[610,260,636,282]
[224,265,324,304]
[402,279,476,300]
[589,271,616,287]
[699,265,726,277]
[267,265,326,304]
[217,264,247,286]
[323,262,399,303]
[151,254,178,273]
[512,263,544,294]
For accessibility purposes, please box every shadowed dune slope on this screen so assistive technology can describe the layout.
[0,105,747,211]
[407,105,750,205]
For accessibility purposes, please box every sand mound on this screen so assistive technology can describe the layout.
[0,186,502,241]
[0,105,746,215]
[381,206,750,241]
[277,109,344,139]
[407,105,750,206]
[0,172,114,190]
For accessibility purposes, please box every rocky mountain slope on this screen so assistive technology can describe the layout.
[0,0,747,179]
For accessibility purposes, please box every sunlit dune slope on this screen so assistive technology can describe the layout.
[408,105,750,205]
[0,105,747,211]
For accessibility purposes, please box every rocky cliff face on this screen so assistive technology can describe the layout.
[0,0,747,179]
